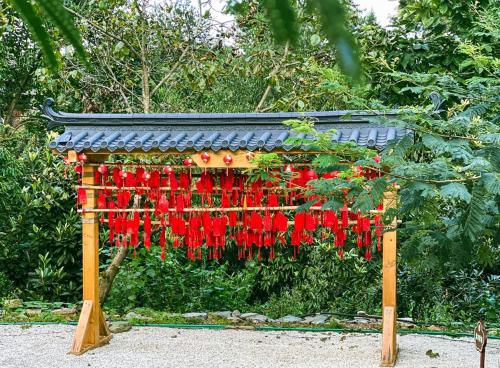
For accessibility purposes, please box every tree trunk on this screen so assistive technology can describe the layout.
[99,195,138,303]
[99,246,128,303]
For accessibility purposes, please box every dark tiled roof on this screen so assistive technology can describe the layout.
[42,98,407,153]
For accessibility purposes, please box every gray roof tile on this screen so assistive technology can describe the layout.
[41,98,409,153]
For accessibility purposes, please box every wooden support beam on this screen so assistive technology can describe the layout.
[381,190,398,367]
[191,149,257,168]
[70,164,111,355]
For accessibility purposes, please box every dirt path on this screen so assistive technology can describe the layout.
[0,324,498,368]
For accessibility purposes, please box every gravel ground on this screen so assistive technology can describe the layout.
[0,324,499,368]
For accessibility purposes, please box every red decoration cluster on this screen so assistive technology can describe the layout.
[72,158,384,261]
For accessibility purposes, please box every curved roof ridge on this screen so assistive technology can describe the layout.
[41,98,399,128]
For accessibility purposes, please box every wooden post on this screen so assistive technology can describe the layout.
[381,190,397,367]
[70,163,111,355]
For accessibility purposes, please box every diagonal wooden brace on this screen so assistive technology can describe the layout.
[70,300,112,355]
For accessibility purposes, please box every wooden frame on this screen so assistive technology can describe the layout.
[381,191,398,366]
[70,151,398,367]
[70,164,112,355]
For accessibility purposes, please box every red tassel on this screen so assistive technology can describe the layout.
[160,226,166,260]
[175,194,184,212]
[294,213,305,232]
[305,213,316,232]
[77,188,87,205]
[341,206,349,228]
[158,194,169,213]
[273,212,288,232]
[144,212,151,251]
[263,211,272,232]
[364,248,372,261]
[250,212,263,232]
[229,212,237,228]
[97,191,106,209]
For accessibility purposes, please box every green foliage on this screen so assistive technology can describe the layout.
[106,248,256,313]
[10,0,87,72]
[0,123,81,301]
[10,0,57,70]
[235,0,360,79]
[0,0,498,326]
[261,0,299,45]
[308,0,360,79]
[0,271,14,299]
[254,245,382,318]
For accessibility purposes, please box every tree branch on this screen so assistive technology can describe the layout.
[255,42,290,112]
[64,5,142,60]
[150,44,190,97]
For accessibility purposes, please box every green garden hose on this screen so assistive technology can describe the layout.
[0,321,498,340]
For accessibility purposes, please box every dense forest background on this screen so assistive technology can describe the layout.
[0,0,498,324]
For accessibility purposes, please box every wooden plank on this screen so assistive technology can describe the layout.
[381,191,398,367]
[191,150,257,168]
[381,306,397,366]
[71,164,101,353]
[70,300,93,354]
[67,150,78,163]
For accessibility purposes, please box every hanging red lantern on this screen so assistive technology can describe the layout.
[98,164,108,174]
[200,152,210,163]
[183,157,193,166]
[163,165,173,174]
[77,153,87,162]
[373,155,381,163]
[223,154,233,166]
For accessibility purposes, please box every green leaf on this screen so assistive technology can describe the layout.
[11,0,58,72]
[310,34,321,46]
[37,0,88,67]
[463,183,486,240]
[482,173,500,195]
[312,154,341,168]
[370,178,389,204]
[309,0,360,80]
[422,134,445,150]
[389,134,413,157]
[114,41,125,53]
[262,0,299,45]
[411,182,437,198]
[440,183,472,203]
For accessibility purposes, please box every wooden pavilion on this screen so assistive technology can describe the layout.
[43,98,404,366]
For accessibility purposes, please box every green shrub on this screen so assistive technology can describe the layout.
[106,247,256,313]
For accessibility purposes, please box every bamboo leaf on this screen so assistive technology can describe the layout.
[309,0,360,80]
[11,0,58,71]
[262,0,299,45]
[37,0,88,66]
